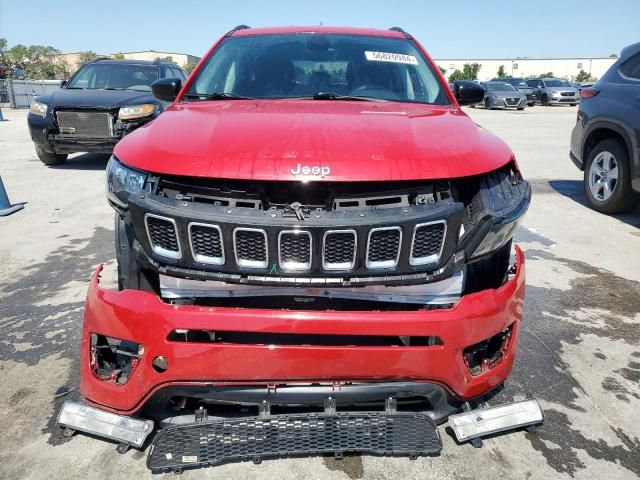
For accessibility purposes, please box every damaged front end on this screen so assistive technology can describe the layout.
[60,160,539,470]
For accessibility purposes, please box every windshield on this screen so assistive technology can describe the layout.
[487,83,515,91]
[187,34,449,105]
[67,63,160,91]
[544,79,570,87]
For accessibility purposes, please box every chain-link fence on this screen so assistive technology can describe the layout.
[1,79,62,108]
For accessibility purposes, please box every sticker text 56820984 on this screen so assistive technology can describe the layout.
[365,51,418,65]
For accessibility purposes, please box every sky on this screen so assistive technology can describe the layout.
[0,0,638,59]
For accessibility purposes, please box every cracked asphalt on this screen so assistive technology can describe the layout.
[1,105,639,479]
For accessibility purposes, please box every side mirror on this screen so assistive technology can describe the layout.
[453,80,485,106]
[60,80,67,88]
[151,77,182,102]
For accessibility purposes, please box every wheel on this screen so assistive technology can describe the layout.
[517,107,525,111]
[541,94,549,106]
[485,98,492,109]
[115,214,159,292]
[35,145,67,165]
[583,139,639,213]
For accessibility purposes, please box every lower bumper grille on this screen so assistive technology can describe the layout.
[147,412,442,473]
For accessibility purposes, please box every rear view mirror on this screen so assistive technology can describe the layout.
[453,81,485,106]
[151,77,182,102]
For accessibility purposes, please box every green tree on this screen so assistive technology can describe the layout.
[437,65,447,76]
[77,50,99,64]
[497,65,506,78]
[155,55,174,63]
[448,63,481,82]
[183,63,197,74]
[0,38,8,64]
[609,53,618,58]
[113,52,125,59]
[574,69,597,83]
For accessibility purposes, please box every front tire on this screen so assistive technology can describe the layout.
[583,139,639,213]
[35,146,67,166]
[541,94,549,106]
[485,98,492,109]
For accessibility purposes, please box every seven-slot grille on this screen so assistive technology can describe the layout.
[145,214,181,259]
[366,227,402,269]
[144,216,448,272]
[410,221,446,266]
[323,230,357,270]
[279,231,312,270]
[56,111,112,138]
[234,228,268,268]
[189,223,224,265]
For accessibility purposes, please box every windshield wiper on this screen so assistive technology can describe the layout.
[183,92,254,101]
[311,92,386,102]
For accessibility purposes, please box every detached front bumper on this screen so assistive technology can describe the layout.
[80,247,525,416]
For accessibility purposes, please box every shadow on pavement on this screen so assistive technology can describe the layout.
[50,152,110,171]
[548,179,640,229]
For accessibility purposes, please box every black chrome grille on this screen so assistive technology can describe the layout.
[411,222,446,265]
[323,230,357,270]
[367,228,402,268]
[146,215,180,258]
[190,224,224,264]
[560,91,575,97]
[56,111,111,137]
[234,229,268,268]
[279,231,312,270]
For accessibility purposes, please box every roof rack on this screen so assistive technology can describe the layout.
[388,27,412,39]
[226,25,251,36]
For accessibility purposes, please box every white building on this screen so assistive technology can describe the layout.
[435,57,617,81]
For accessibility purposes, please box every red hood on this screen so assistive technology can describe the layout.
[114,100,513,181]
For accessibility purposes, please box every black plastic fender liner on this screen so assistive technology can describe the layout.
[147,412,442,473]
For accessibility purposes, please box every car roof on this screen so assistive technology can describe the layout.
[229,25,407,39]
[620,42,640,60]
[90,58,180,67]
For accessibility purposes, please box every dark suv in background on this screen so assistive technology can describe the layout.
[570,42,640,213]
[27,58,187,165]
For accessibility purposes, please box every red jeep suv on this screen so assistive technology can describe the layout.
[61,26,532,471]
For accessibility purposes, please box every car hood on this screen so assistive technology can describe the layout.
[37,88,156,109]
[491,91,526,99]
[114,100,514,182]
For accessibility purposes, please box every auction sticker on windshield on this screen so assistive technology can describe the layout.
[365,51,418,65]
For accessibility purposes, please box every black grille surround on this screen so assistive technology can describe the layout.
[127,165,531,287]
[130,194,465,284]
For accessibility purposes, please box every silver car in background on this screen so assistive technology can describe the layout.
[480,82,527,110]
[526,78,579,106]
